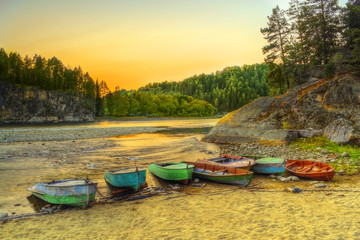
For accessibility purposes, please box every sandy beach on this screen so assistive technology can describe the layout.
[1,121,360,240]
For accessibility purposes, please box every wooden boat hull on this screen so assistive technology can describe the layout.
[105,168,147,191]
[286,160,335,181]
[187,162,253,186]
[149,162,194,184]
[28,179,98,208]
[250,157,285,175]
[199,154,256,171]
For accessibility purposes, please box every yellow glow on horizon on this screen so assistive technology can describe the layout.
[1,0,271,91]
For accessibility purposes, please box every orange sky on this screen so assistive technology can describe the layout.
[0,0,347,91]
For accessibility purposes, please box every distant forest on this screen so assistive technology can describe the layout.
[137,64,270,113]
[1,0,358,118]
[0,48,270,117]
[261,0,360,93]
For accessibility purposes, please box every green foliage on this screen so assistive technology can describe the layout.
[282,121,291,129]
[0,48,98,114]
[267,62,287,94]
[260,5,290,65]
[138,64,270,113]
[103,91,215,117]
[262,0,345,90]
[324,60,336,78]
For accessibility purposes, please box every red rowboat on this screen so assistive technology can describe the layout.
[286,160,335,181]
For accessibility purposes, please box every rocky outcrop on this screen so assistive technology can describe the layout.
[0,82,95,124]
[203,74,360,145]
[324,118,360,145]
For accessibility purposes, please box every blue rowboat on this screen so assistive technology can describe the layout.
[250,157,285,175]
[28,179,98,208]
[104,167,147,191]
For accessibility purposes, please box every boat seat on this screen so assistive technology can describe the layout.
[210,169,227,175]
[286,161,298,167]
[296,163,318,172]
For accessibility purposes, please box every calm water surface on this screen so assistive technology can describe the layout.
[0,118,220,214]
[0,118,219,129]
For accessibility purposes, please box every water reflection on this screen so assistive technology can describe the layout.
[0,118,219,130]
[0,119,220,214]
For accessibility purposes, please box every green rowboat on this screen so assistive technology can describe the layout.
[28,179,98,208]
[149,162,194,184]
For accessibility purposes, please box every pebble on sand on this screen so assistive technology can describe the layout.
[314,183,327,188]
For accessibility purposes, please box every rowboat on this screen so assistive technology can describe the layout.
[197,154,256,170]
[28,179,98,208]
[149,162,194,184]
[250,157,286,175]
[186,161,253,186]
[286,160,335,181]
[104,167,147,192]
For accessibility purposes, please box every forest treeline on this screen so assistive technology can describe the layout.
[261,0,360,93]
[137,64,270,113]
[0,48,270,116]
[2,0,357,118]
[0,49,216,117]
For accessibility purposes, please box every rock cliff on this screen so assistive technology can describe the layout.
[0,82,95,124]
[203,74,360,145]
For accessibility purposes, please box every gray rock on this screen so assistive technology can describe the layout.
[341,152,350,157]
[0,82,95,124]
[289,176,300,181]
[321,149,329,154]
[0,212,8,219]
[260,129,299,144]
[203,74,360,146]
[193,178,200,183]
[280,177,290,182]
[287,187,302,193]
[85,163,95,168]
[299,128,323,138]
[314,183,327,188]
[324,118,360,145]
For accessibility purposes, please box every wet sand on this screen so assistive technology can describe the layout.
[2,177,360,240]
[1,124,360,239]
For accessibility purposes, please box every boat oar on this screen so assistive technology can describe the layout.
[131,158,141,191]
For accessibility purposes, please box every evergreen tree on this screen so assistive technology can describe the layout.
[306,0,342,65]
[343,0,360,72]
[261,5,291,90]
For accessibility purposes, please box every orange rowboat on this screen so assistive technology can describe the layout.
[286,160,335,181]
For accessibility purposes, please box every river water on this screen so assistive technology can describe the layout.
[2,118,360,239]
[0,118,220,214]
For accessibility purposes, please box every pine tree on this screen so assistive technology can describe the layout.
[261,5,291,90]
[343,0,360,71]
[306,0,342,65]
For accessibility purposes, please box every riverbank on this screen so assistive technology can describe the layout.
[2,175,360,240]
[0,118,219,143]
[0,126,165,143]
[1,120,360,239]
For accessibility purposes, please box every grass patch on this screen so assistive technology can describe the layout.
[291,136,360,175]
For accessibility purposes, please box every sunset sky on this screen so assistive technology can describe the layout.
[0,0,347,91]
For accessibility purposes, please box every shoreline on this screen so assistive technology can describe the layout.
[0,126,165,143]
[1,121,360,239]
